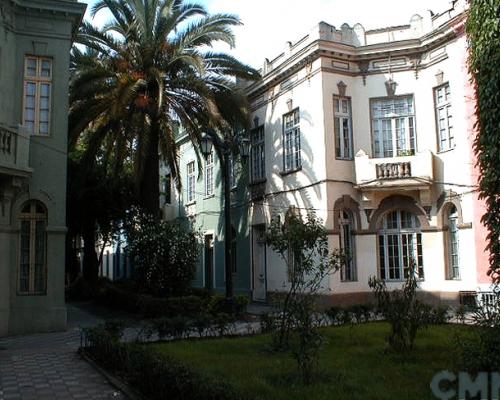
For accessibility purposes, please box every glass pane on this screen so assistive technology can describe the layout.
[26,82,36,96]
[20,221,31,292]
[41,60,52,77]
[40,83,51,97]
[26,58,37,77]
[34,220,46,292]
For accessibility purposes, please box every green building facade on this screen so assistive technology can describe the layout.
[161,132,253,297]
[0,0,85,336]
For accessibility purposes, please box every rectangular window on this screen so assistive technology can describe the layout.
[333,97,353,159]
[435,83,454,152]
[164,174,171,204]
[23,57,52,135]
[187,161,195,203]
[251,125,265,182]
[283,108,301,172]
[205,153,214,196]
[339,211,356,281]
[371,96,416,158]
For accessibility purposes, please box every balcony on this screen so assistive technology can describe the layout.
[354,149,434,208]
[0,124,31,178]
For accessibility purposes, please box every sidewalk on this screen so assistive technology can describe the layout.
[0,303,127,400]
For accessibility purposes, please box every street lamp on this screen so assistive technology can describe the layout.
[200,129,249,302]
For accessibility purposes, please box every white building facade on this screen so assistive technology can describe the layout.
[244,0,491,304]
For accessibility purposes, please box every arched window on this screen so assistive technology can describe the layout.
[339,210,356,281]
[378,210,423,281]
[447,205,460,279]
[19,200,47,294]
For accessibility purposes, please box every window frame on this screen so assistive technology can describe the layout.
[250,125,266,182]
[186,161,196,204]
[205,152,214,197]
[433,82,454,153]
[282,108,301,173]
[446,206,460,280]
[333,96,354,160]
[23,56,53,136]
[370,95,417,158]
[378,210,424,281]
[339,210,357,282]
[18,201,47,296]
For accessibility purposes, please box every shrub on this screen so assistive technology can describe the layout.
[124,207,199,297]
[456,291,500,373]
[369,264,432,353]
[81,326,251,400]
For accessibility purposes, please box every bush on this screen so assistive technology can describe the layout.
[456,291,500,373]
[369,264,432,353]
[82,325,251,400]
[124,207,199,297]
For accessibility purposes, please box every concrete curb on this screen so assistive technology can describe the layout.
[78,349,143,400]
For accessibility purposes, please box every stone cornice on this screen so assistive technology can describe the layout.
[246,11,467,99]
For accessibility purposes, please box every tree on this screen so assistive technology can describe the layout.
[66,153,136,285]
[69,0,260,216]
[466,0,500,283]
[265,210,345,384]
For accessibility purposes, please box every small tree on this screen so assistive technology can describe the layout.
[124,208,199,297]
[265,210,344,384]
[369,263,430,353]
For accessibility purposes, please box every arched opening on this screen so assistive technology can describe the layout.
[19,200,47,295]
[378,209,423,281]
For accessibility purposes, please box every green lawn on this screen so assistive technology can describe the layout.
[151,322,468,400]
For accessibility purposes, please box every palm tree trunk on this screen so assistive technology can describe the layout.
[139,118,160,217]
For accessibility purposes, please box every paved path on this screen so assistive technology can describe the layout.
[0,304,127,400]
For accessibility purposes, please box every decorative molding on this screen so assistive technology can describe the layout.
[286,98,293,112]
[410,55,422,79]
[435,69,444,85]
[358,61,369,86]
[337,81,347,97]
[385,78,397,96]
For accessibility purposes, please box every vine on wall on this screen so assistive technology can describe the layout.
[466,0,500,282]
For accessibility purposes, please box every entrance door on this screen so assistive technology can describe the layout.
[204,234,214,290]
[252,226,267,301]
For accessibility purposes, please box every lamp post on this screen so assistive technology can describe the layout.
[200,129,250,301]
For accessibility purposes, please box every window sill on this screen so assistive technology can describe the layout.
[186,200,196,206]
[249,179,267,186]
[203,194,215,200]
[335,157,354,161]
[280,167,302,176]
[340,279,358,283]
[437,147,456,155]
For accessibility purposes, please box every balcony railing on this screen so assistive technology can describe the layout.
[376,162,411,179]
[355,149,434,188]
[0,124,31,176]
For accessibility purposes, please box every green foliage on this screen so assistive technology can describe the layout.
[69,0,260,213]
[265,211,345,383]
[82,325,251,400]
[467,0,500,282]
[124,207,199,296]
[369,266,432,353]
[456,291,500,373]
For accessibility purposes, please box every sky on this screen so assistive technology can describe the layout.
[80,0,453,68]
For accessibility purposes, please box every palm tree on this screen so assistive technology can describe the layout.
[69,0,260,215]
